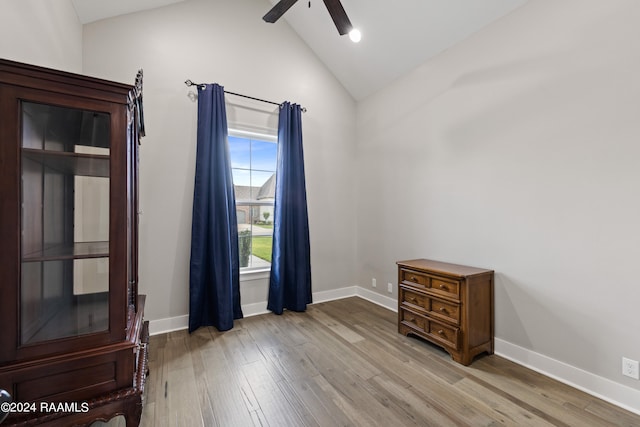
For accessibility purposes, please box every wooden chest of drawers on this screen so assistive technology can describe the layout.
[397,259,494,365]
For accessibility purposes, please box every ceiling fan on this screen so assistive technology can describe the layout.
[263,0,361,41]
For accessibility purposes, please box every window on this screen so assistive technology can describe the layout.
[228,130,277,271]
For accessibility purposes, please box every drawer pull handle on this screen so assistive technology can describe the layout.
[409,318,416,323]
[439,284,447,290]
[409,297,417,302]
[410,276,418,282]
[439,307,447,313]
[437,329,445,335]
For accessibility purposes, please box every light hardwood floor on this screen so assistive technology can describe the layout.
[138,297,640,427]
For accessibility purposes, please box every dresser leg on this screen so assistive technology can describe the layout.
[451,352,472,366]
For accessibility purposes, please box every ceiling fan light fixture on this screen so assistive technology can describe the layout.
[348,28,361,43]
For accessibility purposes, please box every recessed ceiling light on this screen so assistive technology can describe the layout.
[349,28,362,43]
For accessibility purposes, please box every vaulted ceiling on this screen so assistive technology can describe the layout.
[71,0,528,100]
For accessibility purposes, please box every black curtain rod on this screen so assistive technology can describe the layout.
[184,80,306,112]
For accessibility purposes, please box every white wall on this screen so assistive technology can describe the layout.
[0,0,82,72]
[81,0,357,326]
[357,0,640,411]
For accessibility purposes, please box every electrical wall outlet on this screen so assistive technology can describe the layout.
[387,282,393,293]
[372,278,376,288]
[622,357,639,379]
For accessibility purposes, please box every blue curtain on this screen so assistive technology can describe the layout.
[268,102,312,314]
[189,84,243,332]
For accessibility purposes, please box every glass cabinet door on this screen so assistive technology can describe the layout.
[20,102,111,345]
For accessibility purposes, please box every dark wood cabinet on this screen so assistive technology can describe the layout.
[0,59,147,426]
[397,259,494,365]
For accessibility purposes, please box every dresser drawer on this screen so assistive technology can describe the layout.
[400,287,428,311]
[400,287,460,325]
[400,268,429,289]
[399,309,460,350]
[430,277,460,300]
[399,308,427,331]
[430,298,459,325]
[400,268,460,300]
[428,320,460,350]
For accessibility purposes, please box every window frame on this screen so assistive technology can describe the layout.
[228,128,277,275]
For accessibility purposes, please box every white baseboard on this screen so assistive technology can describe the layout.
[147,285,640,416]
[355,286,397,311]
[312,285,358,303]
[148,304,270,335]
[149,314,189,335]
[242,302,270,318]
[495,338,640,416]
[148,285,364,335]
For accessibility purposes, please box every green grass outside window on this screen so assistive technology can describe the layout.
[252,236,273,262]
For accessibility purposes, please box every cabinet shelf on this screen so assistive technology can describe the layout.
[22,148,109,177]
[22,241,109,262]
[23,292,109,345]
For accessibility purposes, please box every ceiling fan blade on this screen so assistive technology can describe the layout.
[263,0,299,23]
[322,0,353,35]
